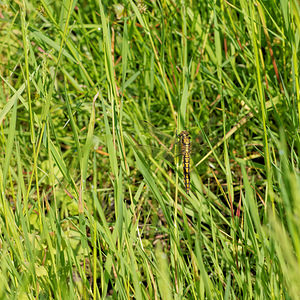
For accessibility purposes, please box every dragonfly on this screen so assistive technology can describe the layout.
[126,122,202,195]
[178,130,191,194]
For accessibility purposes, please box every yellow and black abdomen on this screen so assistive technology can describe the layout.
[179,131,191,194]
[182,152,191,194]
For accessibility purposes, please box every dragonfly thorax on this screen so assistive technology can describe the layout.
[179,131,191,146]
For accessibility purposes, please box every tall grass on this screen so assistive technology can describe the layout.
[0,0,300,299]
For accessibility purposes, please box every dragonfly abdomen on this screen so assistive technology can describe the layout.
[179,131,191,194]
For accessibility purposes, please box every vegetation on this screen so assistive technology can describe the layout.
[0,0,300,298]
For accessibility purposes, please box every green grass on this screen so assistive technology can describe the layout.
[0,0,300,299]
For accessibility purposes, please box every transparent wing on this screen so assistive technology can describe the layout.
[125,121,202,171]
[124,121,206,195]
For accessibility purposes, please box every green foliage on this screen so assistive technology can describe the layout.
[0,0,300,298]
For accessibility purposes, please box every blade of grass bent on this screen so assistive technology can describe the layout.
[2,100,17,189]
